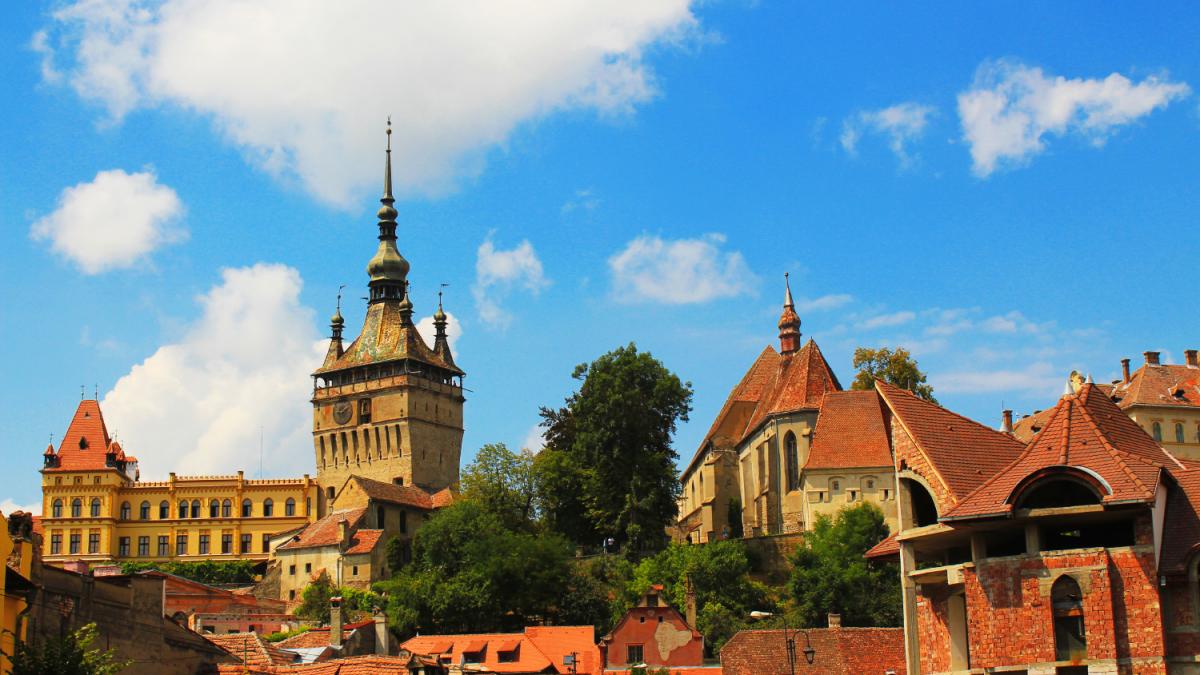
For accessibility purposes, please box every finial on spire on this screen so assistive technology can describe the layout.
[94,383,98,400]
[784,272,795,308]
[435,283,449,322]
[331,285,346,340]
[778,273,802,355]
[80,385,85,401]
[383,117,393,201]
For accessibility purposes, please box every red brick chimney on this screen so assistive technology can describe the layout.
[1186,350,1198,368]
[1001,410,1013,434]
[1145,351,1161,366]
[1121,358,1131,384]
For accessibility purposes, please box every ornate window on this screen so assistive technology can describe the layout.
[784,432,800,492]
[119,501,131,520]
[1052,575,1086,661]
[52,499,63,518]
[222,499,232,517]
[179,500,189,519]
[263,498,274,517]
[285,498,295,517]
[191,500,200,519]
[90,498,101,517]
[70,498,82,518]
[210,500,220,518]
[140,501,150,519]
[159,501,169,519]
[242,499,252,517]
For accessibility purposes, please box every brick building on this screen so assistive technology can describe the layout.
[720,623,906,674]
[599,586,705,669]
[869,378,1200,674]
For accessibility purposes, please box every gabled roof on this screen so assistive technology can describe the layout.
[205,632,295,667]
[314,301,460,375]
[1112,362,1200,409]
[806,390,893,470]
[682,345,780,475]
[343,529,383,555]
[743,339,842,437]
[42,399,126,472]
[277,508,365,551]
[946,383,1185,520]
[401,626,599,675]
[341,475,442,510]
[275,620,375,650]
[875,380,1025,504]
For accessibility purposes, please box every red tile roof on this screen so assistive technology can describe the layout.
[1112,362,1200,409]
[275,621,375,650]
[683,346,781,475]
[30,515,43,538]
[946,383,1184,520]
[721,627,906,674]
[43,400,118,472]
[345,476,441,510]
[806,390,893,469]
[875,380,1025,503]
[277,509,365,551]
[864,532,900,560]
[402,626,600,675]
[206,632,296,667]
[343,529,383,555]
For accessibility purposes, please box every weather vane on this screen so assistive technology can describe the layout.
[336,284,346,313]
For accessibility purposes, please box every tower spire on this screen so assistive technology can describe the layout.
[331,285,345,342]
[433,283,455,367]
[778,272,802,355]
[366,117,410,303]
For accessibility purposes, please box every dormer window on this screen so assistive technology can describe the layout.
[79,437,88,450]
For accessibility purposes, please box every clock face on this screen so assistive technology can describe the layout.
[332,401,353,425]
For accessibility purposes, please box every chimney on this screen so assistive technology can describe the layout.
[374,611,390,655]
[338,518,350,546]
[1001,410,1013,434]
[1121,358,1131,384]
[827,613,841,629]
[1186,350,1198,368]
[1145,351,1161,366]
[330,597,343,648]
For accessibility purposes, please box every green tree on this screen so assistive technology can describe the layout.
[461,443,537,531]
[117,560,256,585]
[726,497,744,539]
[11,623,130,675]
[850,347,936,403]
[296,572,336,622]
[538,344,693,552]
[788,502,901,628]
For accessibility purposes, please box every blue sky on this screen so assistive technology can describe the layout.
[3,1,1199,512]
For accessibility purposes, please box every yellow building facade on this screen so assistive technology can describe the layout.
[40,399,316,565]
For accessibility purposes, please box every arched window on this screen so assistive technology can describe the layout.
[191,500,200,518]
[902,478,938,527]
[263,498,274,517]
[1015,475,1102,510]
[71,498,82,518]
[159,501,169,519]
[242,499,252,517]
[90,497,101,517]
[784,432,800,492]
[140,501,150,519]
[180,500,191,518]
[52,499,63,518]
[285,498,295,517]
[120,501,131,520]
[210,500,220,518]
[1153,422,1163,442]
[222,499,231,518]
[1052,575,1086,661]
[1177,423,1186,444]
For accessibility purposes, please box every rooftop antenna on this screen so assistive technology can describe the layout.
[439,282,449,306]
[80,385,85,401]
[94,383,98,400]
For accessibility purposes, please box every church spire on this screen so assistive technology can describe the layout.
[433,284,456,368]
[778,272,801,355]
[366,118,410,304]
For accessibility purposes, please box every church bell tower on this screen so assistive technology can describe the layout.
[310,121,465,515]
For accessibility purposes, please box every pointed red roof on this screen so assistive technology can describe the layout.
[682,346,780,475]
[875,380,1025,504]
[946,383,1184,520]
[741,339,842,442]
[43,400,120,472]
[806,390,892,469]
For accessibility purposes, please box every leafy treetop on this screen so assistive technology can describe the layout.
[850,346,936,403]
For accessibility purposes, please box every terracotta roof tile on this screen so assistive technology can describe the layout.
[42,400,119,472]
[275,621,374,650]
[343,529,383,555]
[743,339,842,439]
[402,626,600,675]
[807,390,893,469]
[277,509,365,551]
[1113,363,1200,409]
[347,476,439,510]
[682,346,780,476]
[875,380,1025,503]
[206,632,296,667]
[864,532,900,560]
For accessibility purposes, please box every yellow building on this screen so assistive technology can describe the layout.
[0,512,36,674]
[40,399,316,565]
[676,277,897,543]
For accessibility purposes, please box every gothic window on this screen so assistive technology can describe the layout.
[179,500,189,519]
[140,501,150,519]
[285,498,295,517]
[1052,575,1086,661]
[90,498,101,517]
[1177,423,1186,444]
[263,498,274,517]
[52,499,62,518]
[120,501,131,520]
[222,499,231,517]
[159,501,169,519]
[71,498,82,518]
[242,499,252,517]
[1153,422,1163,442]
[210,500,220,518]
[784,432,800,492]
[191,500,200,518]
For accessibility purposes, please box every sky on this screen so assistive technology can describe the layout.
[2,1,1199,514]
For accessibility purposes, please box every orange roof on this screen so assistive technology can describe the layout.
[743,339,842,439]
[806,391,893,469]
[1011,407,1054,443]
[683,345,780,475]
[1112,361,1200,409]
[315,300,460,375]
[343,529,383,555]
[402,626,600,675]
[946,383,1184,520]
[863,532,900,560]
[345,476,439,510]
[277,509,365,551]
[42,399,122,472]
[875,380,1025,504]
[275,622,374,650]
[30,515,43,538]
[206,633,295,667]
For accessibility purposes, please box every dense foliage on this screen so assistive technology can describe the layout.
[788,502,901,628]
[460,442,537,532]
[117,560,257,585]
[296,572,381,623]
[850,346,936,402]
[537,343,693,552]
[11,623,129,675]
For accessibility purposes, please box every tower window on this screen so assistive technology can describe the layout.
[52,499,63,518]
[159,501,169,519]
[79,437,88,450]
[327,486,335,501]
[784,432,800,492]
[120,501,131,520]
[191,500,200,518]
[179,500,189,519]
[140,501,150,519]
[210,500,220,518]
[222,499,231,517]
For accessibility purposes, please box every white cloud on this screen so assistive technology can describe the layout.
[38,0,703,205]
[473,236,549,328]
[521,424,546,454]
[609,233,756,304]
[933,362,1064,397]
[562,188,601,214]
[30,169,185,274]
[958,60,1190,176]
[415,311,463,358]
[858,310,916,330]
[796,293,853,313]
[0,499,42,517]
[841,102,936,167]
[101,264,325,478]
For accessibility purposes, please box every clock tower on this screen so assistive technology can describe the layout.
[310,122,465,515]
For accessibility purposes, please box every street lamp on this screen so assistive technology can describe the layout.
[749,610,815,673]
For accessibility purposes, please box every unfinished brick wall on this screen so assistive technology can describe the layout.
[915,585,953,674]
[890,423,954,511]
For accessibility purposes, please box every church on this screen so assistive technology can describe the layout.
[39,124,464,598]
